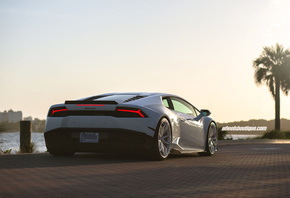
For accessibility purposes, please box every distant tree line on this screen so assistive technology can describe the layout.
[32,119,46,132]
[0,119,46,132]
[0,124,5,132]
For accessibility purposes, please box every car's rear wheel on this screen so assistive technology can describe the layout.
[199,122,218,156]
[151,118,172,160]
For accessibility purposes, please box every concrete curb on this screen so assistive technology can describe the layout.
[219,139,290,145]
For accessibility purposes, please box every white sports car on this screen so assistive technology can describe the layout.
[44,93,218,160]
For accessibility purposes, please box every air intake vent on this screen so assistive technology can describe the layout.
[124,96,147,103]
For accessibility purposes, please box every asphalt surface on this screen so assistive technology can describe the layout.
[0,143,290,198]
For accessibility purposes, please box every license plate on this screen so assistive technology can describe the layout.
[80,132,99,143]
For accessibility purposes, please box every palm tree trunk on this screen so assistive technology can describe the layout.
[275,78,280,130]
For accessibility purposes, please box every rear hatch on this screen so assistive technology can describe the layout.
[47,94,148,118]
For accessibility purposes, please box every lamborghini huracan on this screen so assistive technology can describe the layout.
[44,93,218,160]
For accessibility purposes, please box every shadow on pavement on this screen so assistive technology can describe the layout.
[0,151,200,169]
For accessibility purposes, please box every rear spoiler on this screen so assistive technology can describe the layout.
[65,100,118,105]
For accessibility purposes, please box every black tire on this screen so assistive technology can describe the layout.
[150,118,172,160]
[199,122,218,156]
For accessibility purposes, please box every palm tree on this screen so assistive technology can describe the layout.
[253,43,290,130]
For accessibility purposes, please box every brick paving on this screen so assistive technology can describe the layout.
[0,143,290,198]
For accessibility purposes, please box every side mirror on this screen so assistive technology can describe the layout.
[200,109,211,116]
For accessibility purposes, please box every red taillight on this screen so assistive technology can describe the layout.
[116,108,145,118]
[51,108,68,115]
[76,104,105,107]
[48,107,68,117]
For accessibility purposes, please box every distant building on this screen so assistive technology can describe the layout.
[0,111,8,122]
[0,109,22,123]
[24,116,33,121]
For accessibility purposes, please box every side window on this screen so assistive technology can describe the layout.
[162,98,170,108]
[171,98,197,117]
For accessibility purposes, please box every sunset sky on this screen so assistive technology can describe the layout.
[1,0,290,123]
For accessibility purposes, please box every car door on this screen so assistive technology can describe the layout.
[170,97,204,150]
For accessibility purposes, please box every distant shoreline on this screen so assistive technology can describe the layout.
[1,131,264,135]
[218,118,290,132]
[0,131,44,134]
[227,131,265,136]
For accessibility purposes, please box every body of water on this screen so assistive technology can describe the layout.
[0,132,261,154]
[0,132,46,154]
[225,134,261,140]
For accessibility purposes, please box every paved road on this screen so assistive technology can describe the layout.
[1,143,290,198]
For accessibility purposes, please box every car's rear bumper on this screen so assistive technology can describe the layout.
[44,128,154,153]
[45,116,157,137]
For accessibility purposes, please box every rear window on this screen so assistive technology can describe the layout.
[94,95,135,103]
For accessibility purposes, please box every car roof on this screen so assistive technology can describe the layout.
[94,92,177,97]
[77,92,178,103]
